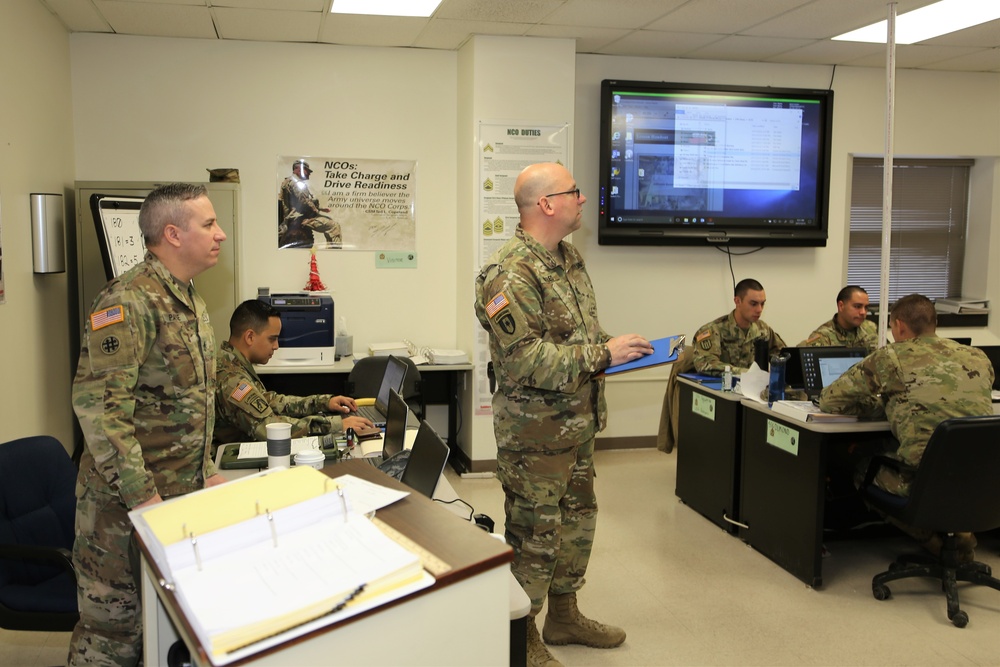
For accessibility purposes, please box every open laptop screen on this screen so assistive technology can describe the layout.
[799,346,867,397]
[376,355,407,413]
[400,422,449,498]
[382,388,408,458]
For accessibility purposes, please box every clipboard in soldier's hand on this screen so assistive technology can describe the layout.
[600,334,684,377]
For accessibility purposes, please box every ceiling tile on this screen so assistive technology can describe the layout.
[920,48,1000,72]
[40,0,113,32]
[596,29,724,58]
[686,34,816,62]
[541,0,685,30]
[434,0,563,23]
[646,0,810,35]
[214,0,325,9]
[320,15,428,47]
[844,43,986,69]
[213,7,321,42]
[94,1,218,38]
[764,39,886,67]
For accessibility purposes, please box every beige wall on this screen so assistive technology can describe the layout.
[4,10,999,455]
[0,0,76,449]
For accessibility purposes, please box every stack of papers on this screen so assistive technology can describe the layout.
[368,341,409,357]
[935,298,989,314]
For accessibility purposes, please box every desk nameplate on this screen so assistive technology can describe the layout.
[691,393,716,421]
[765,418,799,456]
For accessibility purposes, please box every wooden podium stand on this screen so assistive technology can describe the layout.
[140,460,513,666]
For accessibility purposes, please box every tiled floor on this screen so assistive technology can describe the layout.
[5,448,999,666]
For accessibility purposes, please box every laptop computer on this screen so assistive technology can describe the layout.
[356,387,409,469]
[974,345,1000,391]
[798,346,867,400]
[399,421,450,498]
[352,355,407,427]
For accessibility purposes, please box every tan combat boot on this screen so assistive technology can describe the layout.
[543,592,626,648]
[527,617,563,667]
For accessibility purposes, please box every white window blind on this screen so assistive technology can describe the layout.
[847,158,972,305]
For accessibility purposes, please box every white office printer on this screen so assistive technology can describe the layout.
[257,288,336,366]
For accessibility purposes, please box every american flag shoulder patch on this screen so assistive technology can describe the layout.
[485,292,510,318]
[231,382,252,402]
[91,305,124,331]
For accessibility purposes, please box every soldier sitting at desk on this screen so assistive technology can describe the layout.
[818,293,993,561]
[799,285,877,352]
[214,299,372,443]
[693,278,785,375]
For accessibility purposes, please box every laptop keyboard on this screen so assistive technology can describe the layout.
[356,405,384,423]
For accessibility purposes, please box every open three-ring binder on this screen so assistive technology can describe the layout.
[130,466,434,665]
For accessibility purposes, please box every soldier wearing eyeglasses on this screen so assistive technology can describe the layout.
[475,162,652,667]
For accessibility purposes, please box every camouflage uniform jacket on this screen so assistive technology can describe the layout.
[819,336,994,494]
[214,341,342,442]
[475,226,612,452]
[799,316,877,351]
[279,175,323,224]
[72,252,218,508]
[693,311,786,375]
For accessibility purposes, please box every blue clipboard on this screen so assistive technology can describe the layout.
[603,335,683,376]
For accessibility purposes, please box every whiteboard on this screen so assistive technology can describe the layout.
[89,194,146,279]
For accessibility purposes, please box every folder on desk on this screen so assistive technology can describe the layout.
[602,334,684,376]
[130,466,433,665]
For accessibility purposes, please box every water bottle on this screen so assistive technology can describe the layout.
[722,365,733,392]
[768,353,790,407]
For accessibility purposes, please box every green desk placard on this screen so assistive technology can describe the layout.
[691,393,716,421]
[375,251,417,268]
[766,418,799,455]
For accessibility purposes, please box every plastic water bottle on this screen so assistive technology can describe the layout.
[722,365,733,392]
[768,353,790,407]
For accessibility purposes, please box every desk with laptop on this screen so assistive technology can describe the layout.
[677,342,1000,587]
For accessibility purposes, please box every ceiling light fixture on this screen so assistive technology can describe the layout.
[832,0,1000,44]
[330,0,443,18]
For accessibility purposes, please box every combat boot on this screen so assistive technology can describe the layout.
[543,592,626,648]
[526,617,563,667]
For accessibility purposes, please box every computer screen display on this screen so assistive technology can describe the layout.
[799,347,867,395]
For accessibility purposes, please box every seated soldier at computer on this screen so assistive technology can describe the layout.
[693,278,785,375]
[214,299,373,443]
[799,285,877,352]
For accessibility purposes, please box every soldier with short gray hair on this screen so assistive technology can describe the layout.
[475,162,653,667]
[819,293,993,561]
[68,183,228,666]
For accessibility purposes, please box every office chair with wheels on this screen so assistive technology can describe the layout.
[859,415,1000,628]
[0,435,79,631]
[347,355,425,420]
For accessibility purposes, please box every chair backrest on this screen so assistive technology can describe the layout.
[900,415,1000,533]
[0,436,77,554]
[347,355,424,418]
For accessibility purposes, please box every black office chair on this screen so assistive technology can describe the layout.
[347,355,425,420]
[859,415,1000,628]
[0,435,79,631]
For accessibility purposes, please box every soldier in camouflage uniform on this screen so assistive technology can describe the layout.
[214,299,372,442]
[693,278,786,375]
[819,293,993,559]
[798,285,878,351]
[278,159,342,248]
[475,163,653,667]
[69,184,228,666]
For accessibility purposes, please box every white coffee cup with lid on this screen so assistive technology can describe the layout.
[294,449,325,470]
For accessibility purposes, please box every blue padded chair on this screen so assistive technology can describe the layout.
[0,435,79,631]
[860,415,1000,628]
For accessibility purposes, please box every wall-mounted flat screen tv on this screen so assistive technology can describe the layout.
[598,80,833,247]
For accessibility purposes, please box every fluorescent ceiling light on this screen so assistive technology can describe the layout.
[832,0,1000,44]
[330,0,443,18]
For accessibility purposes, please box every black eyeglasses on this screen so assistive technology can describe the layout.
[543,188,581,200]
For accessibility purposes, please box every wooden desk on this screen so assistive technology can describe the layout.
[256,357,473,471]
[141,460,512,666]
[739,401,890,587]
[675,378,745,533]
